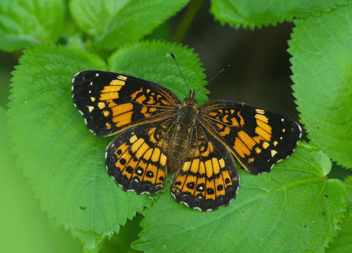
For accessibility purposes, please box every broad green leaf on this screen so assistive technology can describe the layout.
[7,45,150,250]
[289,4,352,169]
[326,177,352,253]
[70,0,189,49]
[108,41,208,105]
[210,0,348,28]
[133,143,346,253]
[7,42,207,250]
[0,107,82,253]
[0,0,65,51]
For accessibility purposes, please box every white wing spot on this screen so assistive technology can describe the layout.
[271,150,278,157]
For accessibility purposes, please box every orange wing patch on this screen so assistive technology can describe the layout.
[197,100,301,175]
[107,133,167,194]
[72,70,181,137]
[99,76,126,100]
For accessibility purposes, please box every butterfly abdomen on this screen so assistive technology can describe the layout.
[168,127,191,172]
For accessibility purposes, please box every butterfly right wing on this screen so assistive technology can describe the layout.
[72,70,181,137]
[197,101,301,175]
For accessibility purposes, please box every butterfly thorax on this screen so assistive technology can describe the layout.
[167,93,198,172]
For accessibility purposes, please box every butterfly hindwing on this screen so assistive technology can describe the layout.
[198,101,301,174]
[171,123,239,211]
[106,117,176,194]
[72,70,180,137]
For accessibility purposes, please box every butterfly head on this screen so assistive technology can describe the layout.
[171,52,229,108]
[184,90,197,106]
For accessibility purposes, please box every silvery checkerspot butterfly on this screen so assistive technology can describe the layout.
[72,56,301,211]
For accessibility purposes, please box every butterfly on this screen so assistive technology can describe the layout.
[72,55,301,211]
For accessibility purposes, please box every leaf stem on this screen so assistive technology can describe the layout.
[172,0,203,43]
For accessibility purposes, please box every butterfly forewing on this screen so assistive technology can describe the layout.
[72,70,181,137]
[197,101,301,174]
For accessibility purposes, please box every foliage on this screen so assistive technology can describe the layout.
[1,0,352,252]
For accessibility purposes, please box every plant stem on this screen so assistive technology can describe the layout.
[172,0,203,43]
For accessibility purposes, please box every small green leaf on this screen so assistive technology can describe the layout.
[210,0,348,28]
[326,177,352,253]
[0,0,65,51]
[108,40,208,104]
[70,0,189,49]
[71,228,111,253]
[132,143,346,253]
[289,4,352,169]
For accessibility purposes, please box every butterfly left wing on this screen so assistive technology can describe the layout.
[197,101,301,175]
[171,123,239,211]
[72,70,180,137]
[106,117,176,194]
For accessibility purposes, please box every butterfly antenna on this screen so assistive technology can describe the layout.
[170,53,191,93]
[194,64,230,95]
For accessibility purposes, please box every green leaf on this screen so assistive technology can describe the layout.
[0,106,82,253]
[71,228,110,253]
[289,4,352,169]
[70,0,189,50]
[326,177,352,253]
[344,176,352,208]
[326,212,352,253]
[133,143,346,253]
[7,42,207,250]
[108,40,208,104]
[7,45,150,250]
[0,0,65,51]
[210,0,348,28]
